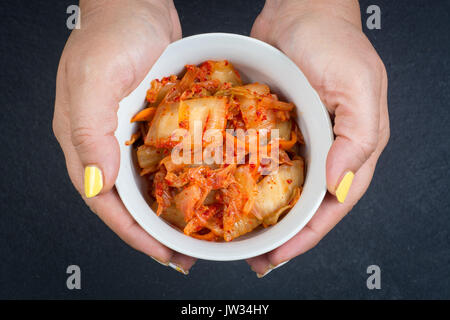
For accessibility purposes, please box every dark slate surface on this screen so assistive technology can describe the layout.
[0,0,449,299]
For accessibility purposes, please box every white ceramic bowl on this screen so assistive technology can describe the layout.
[115,33,333,261]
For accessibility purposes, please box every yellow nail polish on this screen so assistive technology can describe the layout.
[84,166,103,198]
[169,262,189,275]
[256,261,290,278]
[335,171,354,203]
[256,264,274,278]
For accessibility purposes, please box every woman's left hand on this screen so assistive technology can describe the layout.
[247,0,390,277]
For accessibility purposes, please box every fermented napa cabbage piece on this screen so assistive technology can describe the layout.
[179,97,227,134]
[225,212,261,241]
[252,158,304,223]
[209,60,242,86]
[204,97,228,131]
[238,95,276,130]
[241,83,270,95]
[174,184,204,221]
[152,82,177,106]
[152,202,187,229]
[234,165,258,215]
[178,98,209,134]
[274,120,292,141]
[136,145,164,169]
[145,102,180,146]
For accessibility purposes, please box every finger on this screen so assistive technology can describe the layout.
[91,190,175,261]
[96,189,196,273]
[91,190,196,273]
[325,58,383,203]
[64,48,130,198]
[247,63,390,273]
[246,151,376,273]
[63,32,167,199]
[246,255,271,275]
[262,125,387,268]
[248,164,371,273]
[88,189,196,273]
[170,252,198,274]
[55,119,171,260]
[55,111,197,271]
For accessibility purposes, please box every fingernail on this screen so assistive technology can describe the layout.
[335,171,354,203]
[150,256,169,266]
[84,165,103,198]
[169,262,189,275]
[151,256,189,275]
[256,260,289,278]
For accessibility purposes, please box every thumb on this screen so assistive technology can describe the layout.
[67,59,135,198]
[326,74,382,203]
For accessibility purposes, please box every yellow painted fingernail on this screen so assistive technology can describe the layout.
[84,166,103,198]
[169,262,189,275]
[256,261,289,278]
[335,171,354,203]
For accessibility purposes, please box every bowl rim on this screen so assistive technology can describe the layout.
[115,32,333,261]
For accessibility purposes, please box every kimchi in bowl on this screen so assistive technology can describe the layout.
[115,33,333,261]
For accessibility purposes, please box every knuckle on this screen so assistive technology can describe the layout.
[367,131,380,150]
[71,125,97,151]
[115,219,136,240]
[64,51,82,80]
[304,225,322,250]
[52,113,68,146]
[64,48,135,98]
[363,48,384,72]
[380,124,390,149]
[360,134,379,158]
[349,52,385,92]
[65,51,99,84]
[52,116,61,140]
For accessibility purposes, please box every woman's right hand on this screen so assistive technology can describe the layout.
[53,0,196,274]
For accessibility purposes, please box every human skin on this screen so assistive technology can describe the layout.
[246,0,390,276]
[52,0,196,273]
[53,0,389,276]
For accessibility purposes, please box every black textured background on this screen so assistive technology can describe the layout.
[0,0,449,299]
